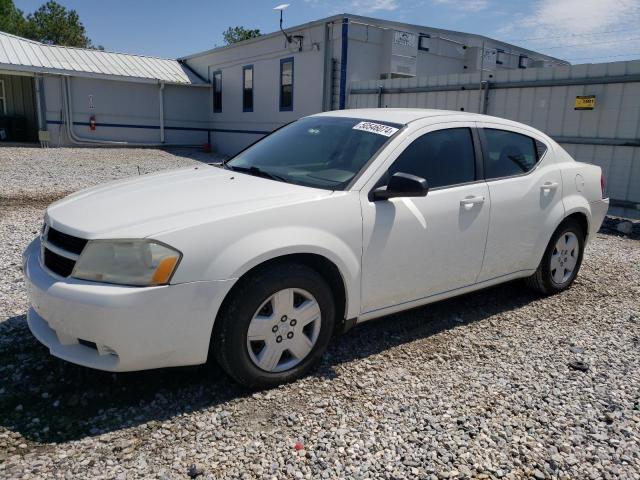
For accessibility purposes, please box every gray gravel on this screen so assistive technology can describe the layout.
[1,147,639,479]
[0,146,218,203]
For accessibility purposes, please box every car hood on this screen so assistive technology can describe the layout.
[45,166,333,238]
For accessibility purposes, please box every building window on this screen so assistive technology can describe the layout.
[518,55,529,69]
[496,49,505,65]
[280,57,294,111]
[418,33,431,52]
[212,70,222,113]
[0,80,6,115]
[243,65,253,112]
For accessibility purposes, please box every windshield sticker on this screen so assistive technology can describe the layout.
[352,122,399,137]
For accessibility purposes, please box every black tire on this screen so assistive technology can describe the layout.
[524,218,585,295]
[211,263,335,389]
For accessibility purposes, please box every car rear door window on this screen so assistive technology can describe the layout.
[388,127,476,189]
[482,129,539,179]
[535,139,548,159]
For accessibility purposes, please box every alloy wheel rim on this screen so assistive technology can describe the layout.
[246,288,322,373]
[550,231,579,285]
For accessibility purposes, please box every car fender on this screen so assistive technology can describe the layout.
[203,226,361,320]
[525,192,567,271]
[559,161,600,241]
[561,199,591,226]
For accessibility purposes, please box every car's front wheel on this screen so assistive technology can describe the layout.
[525,218,585,295]
[212,263,335,389]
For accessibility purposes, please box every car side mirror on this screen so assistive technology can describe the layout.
[373,172,429,200]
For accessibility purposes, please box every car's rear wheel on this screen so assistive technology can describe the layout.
[212,263,335,389]
[525,218,585,295]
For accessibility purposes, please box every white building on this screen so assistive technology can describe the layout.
[0,14,565,151]
[0,31,210,146]
[181,13,568,154]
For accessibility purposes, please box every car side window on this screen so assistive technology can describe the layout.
[388,128,476,189]
[535,139,548,159]
[483,129,540,179]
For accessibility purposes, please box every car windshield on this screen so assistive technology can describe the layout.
[225,116,403,190]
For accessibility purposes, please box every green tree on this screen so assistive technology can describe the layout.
[23,1,92,48]
[0,0,27,36]
[222,26,261,45]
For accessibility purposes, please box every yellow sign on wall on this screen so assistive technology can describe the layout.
[575,95,596,110]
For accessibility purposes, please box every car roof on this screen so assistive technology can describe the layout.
[311,108,532,130]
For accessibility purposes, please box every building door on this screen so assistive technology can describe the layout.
[0,74,38,142]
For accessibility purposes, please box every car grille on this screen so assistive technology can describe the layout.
[43,248,76,277]
[42,226,87,277]
[46,227,88,255]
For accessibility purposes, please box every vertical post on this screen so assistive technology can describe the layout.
[481,80,490,114]
[322,22,333,112]
[34,75,49,147]
[339,17,349,110]
[377,85,383,108]
[159,82,165,143]
[34,75,45,129]
[478,40,485,113]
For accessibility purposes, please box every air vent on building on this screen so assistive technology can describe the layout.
[418,34,431,52]
[381,29,418,78]
[518,55,529,69]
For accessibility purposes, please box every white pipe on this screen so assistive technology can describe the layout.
[34,75,50,147]
[159,82,165,143]
[62,76,201,147]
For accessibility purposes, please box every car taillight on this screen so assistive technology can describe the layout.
[600,172,606,198]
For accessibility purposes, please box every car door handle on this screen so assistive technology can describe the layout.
[460,196,485,210]
[541,181,559,193]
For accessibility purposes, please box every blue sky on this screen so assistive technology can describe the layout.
[14,0,640,62]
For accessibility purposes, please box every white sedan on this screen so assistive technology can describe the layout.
[23,109,609,388]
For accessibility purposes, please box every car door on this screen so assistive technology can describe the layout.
[476,124,565,282]
[360,123,490,313]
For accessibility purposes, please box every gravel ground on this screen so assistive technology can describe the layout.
[0,146,219,204]
[1,147,639,479]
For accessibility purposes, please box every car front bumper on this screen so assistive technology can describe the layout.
[23,238,234,372]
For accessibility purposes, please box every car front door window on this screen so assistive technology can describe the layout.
[387,127,476,188]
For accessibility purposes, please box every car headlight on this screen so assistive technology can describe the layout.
[72,239,181,286]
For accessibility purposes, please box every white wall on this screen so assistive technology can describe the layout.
[163,84,210,144]
[42,75,209,146]
[346,23,385,83]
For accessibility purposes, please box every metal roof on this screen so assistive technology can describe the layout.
[0,31,207,86]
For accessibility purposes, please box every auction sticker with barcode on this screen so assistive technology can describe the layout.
[352,122,399,137]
